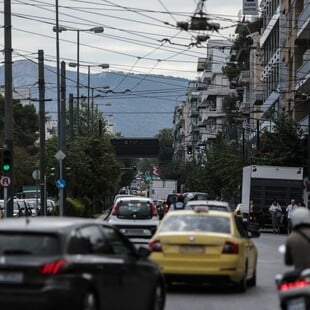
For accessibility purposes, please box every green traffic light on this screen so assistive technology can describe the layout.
[3,164,10,172]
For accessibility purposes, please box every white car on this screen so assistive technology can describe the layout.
[107,196,160,239]
[185,200,232,212]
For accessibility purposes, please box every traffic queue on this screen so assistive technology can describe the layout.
[0,190,309,310]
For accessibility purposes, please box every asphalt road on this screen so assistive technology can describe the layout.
[164,231,290,310]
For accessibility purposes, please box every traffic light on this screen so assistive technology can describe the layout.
[2,148,12,172]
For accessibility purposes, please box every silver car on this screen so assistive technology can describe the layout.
[107,196,160,239]
[185,200,232,212]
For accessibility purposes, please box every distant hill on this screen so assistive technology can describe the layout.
[0,60,190,137]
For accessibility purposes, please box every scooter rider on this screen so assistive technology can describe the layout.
[285,207,310,270]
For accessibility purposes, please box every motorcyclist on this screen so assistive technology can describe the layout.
[284,207,310,270]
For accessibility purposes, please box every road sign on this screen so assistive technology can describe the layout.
[55,150,66,161]
[32,169,40,181]
[0,176,11,188]
[56,179,66,189]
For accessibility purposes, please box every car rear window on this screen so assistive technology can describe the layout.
[187,204,229,212]
[160,215,231,234]
[166,194,181,206]
[0,233,60,256]
[117,200,153,219]
[194,193,208,200]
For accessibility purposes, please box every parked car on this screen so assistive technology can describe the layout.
[107,196,160,239]
[149,206,260,292]
[46,199,57,215]
[13,199,35,217]
[0,216,166,310]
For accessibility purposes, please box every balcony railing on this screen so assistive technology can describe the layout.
[239,70,250,83]
[297,2,310,39]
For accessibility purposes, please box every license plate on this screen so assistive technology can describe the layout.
[0,272,24,283]
[287,297,306,310]
[179,245,205,254]
[121,229,151,236]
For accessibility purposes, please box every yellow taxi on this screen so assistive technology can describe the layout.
[148,206,259,292]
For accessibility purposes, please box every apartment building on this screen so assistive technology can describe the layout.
[281,0,310,130]
[173,40,233,163]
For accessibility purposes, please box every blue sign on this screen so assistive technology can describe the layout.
[56,179,66,189]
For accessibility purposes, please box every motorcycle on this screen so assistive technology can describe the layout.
[275,245,310,310]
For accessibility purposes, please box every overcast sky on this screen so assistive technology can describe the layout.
[0,0,256,81]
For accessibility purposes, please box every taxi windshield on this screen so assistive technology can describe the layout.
[160,215,231,234]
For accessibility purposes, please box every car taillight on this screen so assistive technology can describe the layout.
[222,241,239,254]
[149,239,162,252]
[152,203,158,217]
[112,203,120,216]
[279,280,310,291]
[38,259,68,275]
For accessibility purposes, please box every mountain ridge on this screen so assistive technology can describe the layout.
[0,60,190,137]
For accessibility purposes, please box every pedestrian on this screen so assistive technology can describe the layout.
[286,199,296,234]
[285,207,310,270]
[269,199,282,233]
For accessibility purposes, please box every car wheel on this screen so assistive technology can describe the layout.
[150,281,166,310]
[82,290,98,310]
[235,265,248,293]
[248,268,256,287]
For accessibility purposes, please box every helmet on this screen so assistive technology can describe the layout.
[291,207,310,228]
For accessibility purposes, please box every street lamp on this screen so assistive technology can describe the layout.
[53,25,104,135]
[68,63,109,135]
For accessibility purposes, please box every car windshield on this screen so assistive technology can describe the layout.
[0,233,60,255]
[117,200,152,219]
[159,215,231,234]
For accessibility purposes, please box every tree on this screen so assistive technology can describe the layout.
[0,95,40,194]
[204,135,243,201]
[252,114,306,167]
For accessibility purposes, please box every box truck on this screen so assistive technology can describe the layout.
[241,165,304,231]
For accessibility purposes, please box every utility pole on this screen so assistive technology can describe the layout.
[69,93,74,142]
[60,61,66,152]
[76,30,80,135]
[38,50,46,216]
[87,65,90,135]
[3,0,14,217]
[58,61,66,215]
[256,118,260,152]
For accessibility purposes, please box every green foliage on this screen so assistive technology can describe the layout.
[65,135,121,212]
[13,100,39,154]
[222,63,240,81]
[252,114,306,167]
[156,128,174,164]
[65,197,86,217]
[222,95,241,125]
[0,95,40,193]
[204,137,243,200]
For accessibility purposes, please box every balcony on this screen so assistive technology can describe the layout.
[197,57,213,72]
[296,59,310,92]
[239,70,250,84]
[297,2,310,40]
[196,82,209,90]
[190,108,199,118]
[253,91,264,105]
